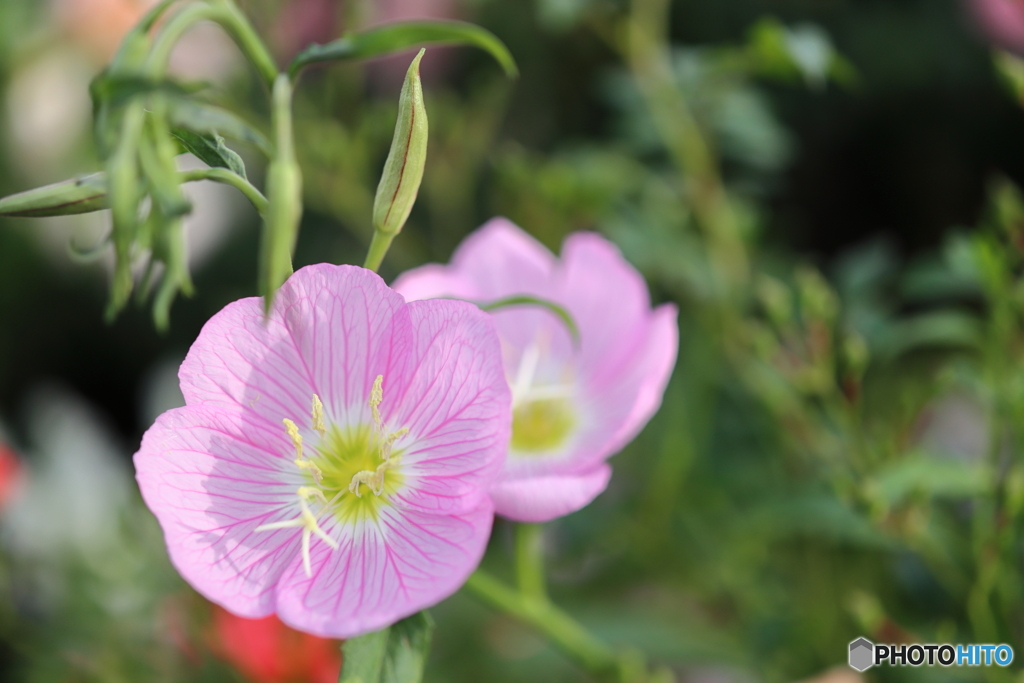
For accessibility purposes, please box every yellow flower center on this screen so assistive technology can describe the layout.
[510,398,576,453]
[255,375,409,577]
[309,424,405,524]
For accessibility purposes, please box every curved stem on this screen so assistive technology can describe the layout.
[145,2,221,77]
[208,0,279,87]
[464,571,618,677]
[178,168,269,214]
[145,0,278,86]
[363,231,395,272]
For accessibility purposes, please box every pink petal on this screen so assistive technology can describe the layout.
[392,217,556,303]
[179,264,413,429]
[273,500,494,638]
[558,231,655,384]
[574,303,679,471]
[134,406,305,618]
[489,465,612,523]
[386,300,511,515]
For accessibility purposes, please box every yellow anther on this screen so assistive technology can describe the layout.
[381,426,409,460]
[370,375,384,431]
[295,458,323,484]
[282,418,303,460]
[311,394,326,437]
[298,486,327,505]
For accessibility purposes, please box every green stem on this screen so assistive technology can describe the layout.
[208,0,279,87]
[178,168,269,214]
[363,231,395,272]
[464,571,618,677]
[622,0,747,297]
[515,524,547,601]
[145,0,278,86]
[145,3,221,76]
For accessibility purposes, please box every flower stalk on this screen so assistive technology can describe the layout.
[465,523,674,683]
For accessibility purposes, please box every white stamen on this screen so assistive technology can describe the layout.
[255,497,338,578]
[511,342,541,407]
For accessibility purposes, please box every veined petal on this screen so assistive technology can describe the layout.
[134,406,305,617]
[386,300,511,514]
[137,263,511,635]
[179,265,413,428]
[274,500,494,638]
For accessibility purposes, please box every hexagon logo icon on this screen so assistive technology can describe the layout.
[849,637,874,672]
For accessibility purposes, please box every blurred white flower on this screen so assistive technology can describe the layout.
[4,47,93,180]
[2,385,131,560]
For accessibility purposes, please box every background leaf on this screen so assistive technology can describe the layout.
[290,21,517,77]
[167,98,272,157]
[171,129,247,179]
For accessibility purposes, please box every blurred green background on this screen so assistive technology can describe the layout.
[2,0,1024,681]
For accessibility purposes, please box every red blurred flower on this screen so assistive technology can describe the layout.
[210,606,342,683]
[0,442,22,510]
[968,0,1024,55]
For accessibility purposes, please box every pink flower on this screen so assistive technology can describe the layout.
[134,264,511,638]
[393,219,678,523]
[968,0,1024,55]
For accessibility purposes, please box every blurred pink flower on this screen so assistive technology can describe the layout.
[0,442,21,510]
[211,606,341,683]
[270,0,339,63]
[394,219,678,523]
[968,0,1024,55]
[134,264,511,637]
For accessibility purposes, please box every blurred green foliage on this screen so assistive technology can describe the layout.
[2,0,1024,682]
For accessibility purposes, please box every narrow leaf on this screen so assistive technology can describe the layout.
[172,129,248,179]
[340,627,390,683]
[0,173,108,217]
[291,20,517,78]
[167,98,272,157]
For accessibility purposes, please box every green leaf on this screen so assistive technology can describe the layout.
[869,454,992,506]
[167,98,272,157]
[90,72,203,108]
[339,612,435,683]
[0,173,108,217]
[478,295,581,347]
[172,129,248,179]
[340,627,389,683]
[291,20,517,78]
[381,612,434,683]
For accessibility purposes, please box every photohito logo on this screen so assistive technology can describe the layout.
[848,638,1013,671]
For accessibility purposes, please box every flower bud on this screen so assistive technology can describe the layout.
[372,48,428,237]
[0,173,107,217]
